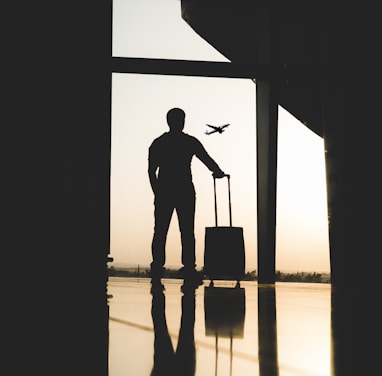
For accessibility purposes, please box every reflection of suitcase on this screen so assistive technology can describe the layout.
[203,175,245,284]
[204,286,246,338]
[204,286,246,375]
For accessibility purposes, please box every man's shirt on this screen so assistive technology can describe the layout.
[148,131,222,194]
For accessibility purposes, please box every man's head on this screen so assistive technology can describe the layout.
[167,107,185,132]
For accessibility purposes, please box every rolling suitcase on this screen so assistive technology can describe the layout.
[203,175,245,284]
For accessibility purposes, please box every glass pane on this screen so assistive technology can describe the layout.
[112,0,230,61]
[110,73,256,271]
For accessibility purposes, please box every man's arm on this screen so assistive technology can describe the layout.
[194,139,225,178]
[148,146,159,194]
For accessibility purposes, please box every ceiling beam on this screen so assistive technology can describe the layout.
[112,57,257,78]
[112,57,334,84]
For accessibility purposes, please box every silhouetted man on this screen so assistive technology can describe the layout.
[148,107,225,286]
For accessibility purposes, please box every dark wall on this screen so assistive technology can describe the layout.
[319,7,382,290]
[6,2,111,375]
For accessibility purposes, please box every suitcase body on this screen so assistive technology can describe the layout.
[203,176,245,283]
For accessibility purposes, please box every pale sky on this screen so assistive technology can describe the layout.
[110,0,330,273]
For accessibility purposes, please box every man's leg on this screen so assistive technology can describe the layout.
[176,193,196,274]
[151,196,174,278]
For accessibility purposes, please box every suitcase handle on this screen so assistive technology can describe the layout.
[213,174,232,227]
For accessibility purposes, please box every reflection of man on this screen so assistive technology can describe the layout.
[150,289,175,376]
[150,286,196,376]
[148,107,225,286]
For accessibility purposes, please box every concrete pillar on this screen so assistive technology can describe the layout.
[256,80,279,284]
[256,5,279,284]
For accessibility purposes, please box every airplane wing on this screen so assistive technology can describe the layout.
[205,129,218,135]
[221,123,230,129]
[206,124,218,129]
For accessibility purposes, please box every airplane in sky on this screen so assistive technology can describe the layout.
[204,123,230,135]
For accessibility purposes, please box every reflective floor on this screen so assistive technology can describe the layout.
[108,278,332,376]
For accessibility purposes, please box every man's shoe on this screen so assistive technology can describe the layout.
[181,280,202,293]
[182,270,204,291]
[150,266,164,279]
[150,277,165,292]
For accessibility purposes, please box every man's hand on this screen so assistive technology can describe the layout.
[212,170,226,179]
